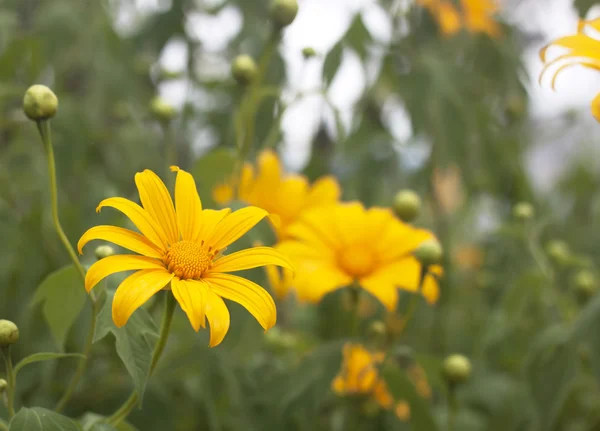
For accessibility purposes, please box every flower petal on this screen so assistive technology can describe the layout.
[170,167,202,241]
[257,150,282,186]
[359,274,399,312]
[96,197,169,249]
[209,246,294,274]
[376,223,436,262]
[171,278,207,331]
[85,254,164,292]
[208,206,268,251]
[195,208,231,244]
[305,175,341,207]
[112,269,173,327]
[135,169,179,245]
[204,287,230,347]
[291,260,353,303]
[592,92,600,123]
[78,225,163,258]
[203,273,276,330]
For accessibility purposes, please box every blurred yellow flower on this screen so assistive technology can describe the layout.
[539,18,600,122]
[417,0,500,38]
[332,343,410,420]
[277,202,441,310]
[212,150,341,239]
[78,167,293,347]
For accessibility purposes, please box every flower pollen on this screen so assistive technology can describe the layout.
[165,240,215,280]
[338,245,376,278]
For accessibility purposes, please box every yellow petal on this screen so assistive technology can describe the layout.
[209,246,294,274]
[203,273,276,330]
[359,273,399,312]
[96,197,169,249]
[286,206,342,252]
[257,150,282,186]
[78,225,163,258]
[376,222,435,262]
[592,92,600,123]
[292,261,353,303]
[305,175,341,207]
[112,269,173,327]
[171,278,207,331]
[238,163,255,201]
[212,183,234,205]
[540,34,600,62]
[171,167,203,241]
[135,169,179,245]
[208,206,268,251]
[195,208,231,243]
[85,254,164,292]
[204,287,230,347]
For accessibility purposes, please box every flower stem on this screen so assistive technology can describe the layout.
[1,347,16,419]
[106,293,177,427]
[446,384,458,431]
[396,265,429,335]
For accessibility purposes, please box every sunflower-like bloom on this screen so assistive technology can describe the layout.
[78,167,293,347]
[212,150,341,240]
[417,0,500,38]
[539,18,600,122]
[276,202,441,309]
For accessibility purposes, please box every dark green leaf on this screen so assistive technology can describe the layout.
[31,265,87,350]
[14,352,85,376]
[323,42,344,86]
[9,407,82,431]
[80,413,138,431]
[93,292,159,405]
[345,13,372,60]
[574,0,596,17]
[572,294,600,385]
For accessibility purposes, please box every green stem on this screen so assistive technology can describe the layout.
[164,122,177,181]
[396,265,429,335]
[106,293,177,427]
[447,384,458,431]
[1,347,15,419]
[0,421,8,431]
[348,286,361,338]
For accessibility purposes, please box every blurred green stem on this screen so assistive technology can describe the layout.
[1,347,15,419]
[447,384,458,431]
[106,293,177,427]
[164,122,177,182]
[348,286,361,337]
[0,422,8,431]
[396,265,428,335]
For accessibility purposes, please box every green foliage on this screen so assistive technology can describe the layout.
[9,408,81,431]
[13,352,85,377]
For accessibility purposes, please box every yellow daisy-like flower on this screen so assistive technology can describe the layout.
[78,167,293,347]
[276,202,441,310]
[539,18,600,122]
[417,0,500,38]
[212,150,341,240]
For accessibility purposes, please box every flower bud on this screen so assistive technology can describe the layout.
[393,189,422,222]
[149,96,176,123]
[0,320,19,346]
[573,270,597,301]
[545,240,570,266]
[302,47,317,59]
[95,245,115,260]
[442,354,471,385]
[270,0,299,28]
[0,379,6,393]
[231,55,258,86]
[413,240,443,266]
[512,202,534,221]
[23,85,58,121]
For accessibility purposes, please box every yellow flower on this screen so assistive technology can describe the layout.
[212,150,341,240]
[539,18,600,122]
[78,167,293,347]
[277,202,441,310]
[417,0,500,38]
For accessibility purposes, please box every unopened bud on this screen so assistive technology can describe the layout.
[393,189,422,222]
[546,240,570,266]
[231,55,258,86]
[413,240,443,266]
[23,85,58,121]
[574,270,597,301]
[442,354,471,385]
[270,0,299,28]
[0,320,19,346]
[149,96,176,122]
[95,245,115,260]
[512,202,534,221]
[302,47,317,59]
[0,379,6,393]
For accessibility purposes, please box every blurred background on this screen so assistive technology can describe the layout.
[3,0,600,429]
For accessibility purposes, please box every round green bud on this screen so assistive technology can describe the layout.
[269,0,299,28]
[0,320,19,346]
[0,379,6,393]
[512,202,534,221]
[368,320,386,337]
[442,354,471,385]
[393,189,422,222]
[302,47,317,59]
[23,85,58,121]
[149,96,176,122]
[231,55,258,86]
[545,240,570,266]
[574,270,597,300]
[413,240,443,267]
[95,245,115,260]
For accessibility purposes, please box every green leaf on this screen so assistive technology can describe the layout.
[572,294,600,385]
[345,13,372,60]
[190,148,237,206]
[574,0,595,17]
[80,413,138,431]
[525,324,577,431]
[9,407,82,430]
[93,292,158,405]
[31,265,87,350]
[14,352,85,376]
[381,363,439,431]
[323,41,344,86]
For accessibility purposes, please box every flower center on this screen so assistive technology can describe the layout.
[338,245,376,278]
[164,240,214,280]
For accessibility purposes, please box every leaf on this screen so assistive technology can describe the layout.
[525,324,577,431]
[31,265,88,350]
[322,41,344,87]
[80,413,139,431]
[93,292,159,405]
[574,0,596,17]
[9,407,82,431]
[14,352,85,376]
[381,363,439,431]
[190,148,238,206]
[345,13,372,60]
[572,294,600,385]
